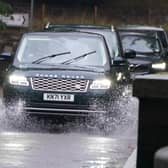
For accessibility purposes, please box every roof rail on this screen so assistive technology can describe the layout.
[111,25,115,32]
[45,22,50,29]
[44,24,111,30]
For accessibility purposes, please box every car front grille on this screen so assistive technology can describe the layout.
[31,77,89,92]
[130,64,150,74]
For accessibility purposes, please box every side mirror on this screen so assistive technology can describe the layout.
[0,52,13,62]
[124,49,136,59]
[163,48,168,57]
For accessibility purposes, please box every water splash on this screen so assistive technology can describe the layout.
[0,85,139,136]
[111,89,139,137]
[85,85,139,136]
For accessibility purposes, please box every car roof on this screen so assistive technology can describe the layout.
[118,25,164,31]
[24,31,105,39]
[44,24,116,32]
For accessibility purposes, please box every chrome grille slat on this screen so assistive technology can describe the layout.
[31,77,89,92]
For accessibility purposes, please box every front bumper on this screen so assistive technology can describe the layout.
[23,107,106,116]
[3,84,112,116]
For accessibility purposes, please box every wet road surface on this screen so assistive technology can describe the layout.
[0,132,136,168]
[0,88,138,168]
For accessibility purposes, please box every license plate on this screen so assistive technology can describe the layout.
[43,93,74,102]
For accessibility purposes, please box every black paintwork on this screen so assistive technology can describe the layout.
[119,31,168,77]
[118,25,168,49]
[3,31,130,117]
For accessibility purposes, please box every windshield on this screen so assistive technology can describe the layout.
[121,35,161,54]
[15,34,108,67]
[120,29,168,49]
[82,29,119,57]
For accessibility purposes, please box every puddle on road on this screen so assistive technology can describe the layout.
[0,86,138,168]
[0,85,139,137]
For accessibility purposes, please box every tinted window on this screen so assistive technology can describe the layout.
[157,31,168,48]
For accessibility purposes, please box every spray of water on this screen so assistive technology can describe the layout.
[112,85,138,137]
[84,85,139,136]
[0,99,57,132]
[0,85,139,135]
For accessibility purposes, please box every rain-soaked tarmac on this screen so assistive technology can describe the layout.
[0,87,138,168]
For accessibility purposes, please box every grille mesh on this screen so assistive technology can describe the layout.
[31,77,89,92]
[131,65,150,73]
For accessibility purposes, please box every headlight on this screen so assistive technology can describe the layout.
[116,72,123,81]
[152,62,166,70]
[90,79,111,90]
[9,75,29,86]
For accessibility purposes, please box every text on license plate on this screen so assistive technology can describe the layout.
[43,93,74,102]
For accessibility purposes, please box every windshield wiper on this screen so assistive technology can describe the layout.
[61,51,96,65]
[32,52,71,64]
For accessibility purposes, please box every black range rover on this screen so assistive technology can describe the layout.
[118,25,168,50]
[119,31,167,77]
[2,31,131,118]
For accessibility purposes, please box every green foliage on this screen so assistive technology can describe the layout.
[0,20,6,29]
[0,1,12,29]
[0,1,12,15]
[80,0,95,6]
